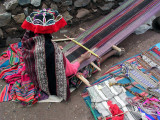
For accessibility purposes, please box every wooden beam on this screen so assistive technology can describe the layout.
[76,73,91,87]
[79,28,86,32]
[51,38,75,42]
[112,45,122,52]
[90,62,101,71]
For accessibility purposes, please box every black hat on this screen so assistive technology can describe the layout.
[152,16,160,33]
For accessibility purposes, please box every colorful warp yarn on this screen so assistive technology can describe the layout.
[82,43,160,120]
[63,0,160,70]
[0,42,43,105]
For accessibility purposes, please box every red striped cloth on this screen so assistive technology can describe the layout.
[0,42,43,105]
[0,84,11,102]
[10,66,42,105]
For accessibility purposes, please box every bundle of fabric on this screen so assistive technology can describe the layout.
[82,43,160,120]
[63,0,160,71]
[0,42,45,105]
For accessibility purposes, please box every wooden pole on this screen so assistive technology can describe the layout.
[52,38,75,42]
[90,62,101,71]
[100,50,117,63]
[79,28,86,32]
[112,45,122,52]
[76,73,91,87]
[79,27,122,53]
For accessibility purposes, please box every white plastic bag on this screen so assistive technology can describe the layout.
[134,16,156,35]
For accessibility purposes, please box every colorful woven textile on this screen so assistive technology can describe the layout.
[0,42,45,105]
[0,84,11,102]
[82,43,160,120]
[0,42,23,79]
[63,0,160,70]
[10,66,43,106]
[21,8,67,34]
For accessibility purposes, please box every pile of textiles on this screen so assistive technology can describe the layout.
[0,42,46,105]
[82,43,160,120]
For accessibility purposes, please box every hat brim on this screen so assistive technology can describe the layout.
[21,18,67,34]
[152,17,160,33]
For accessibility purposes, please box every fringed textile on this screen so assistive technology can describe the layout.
[82,43,160,120]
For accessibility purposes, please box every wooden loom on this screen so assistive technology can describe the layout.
[57,0,160,86]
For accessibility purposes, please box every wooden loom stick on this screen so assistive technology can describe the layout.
[79,28,86,32]
[52,36,101,71]
[79,28,122,53]
[52,35,100,85]
[52,38,75,42]
[64,34,101,71]
[90,62,101,71]
[112,45,122,52]
[64,35,100,59]
[76,73,91,87]
[79,28,102,71]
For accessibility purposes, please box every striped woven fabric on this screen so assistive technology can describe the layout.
[10,69,42,106]
[63,0,160,70]
[0,42,23,79]
[0,84,11,102]
[82,43,160,120]
[0,42,44,105]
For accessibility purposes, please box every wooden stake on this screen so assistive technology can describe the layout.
[79,28,86,32]
[90,62,101,71]
[100,50,117,63]
[52,38,75,42]
[76,73,91,87]
[112,45,121,52]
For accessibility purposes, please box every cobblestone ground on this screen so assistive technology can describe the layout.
[0,17,160,120]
